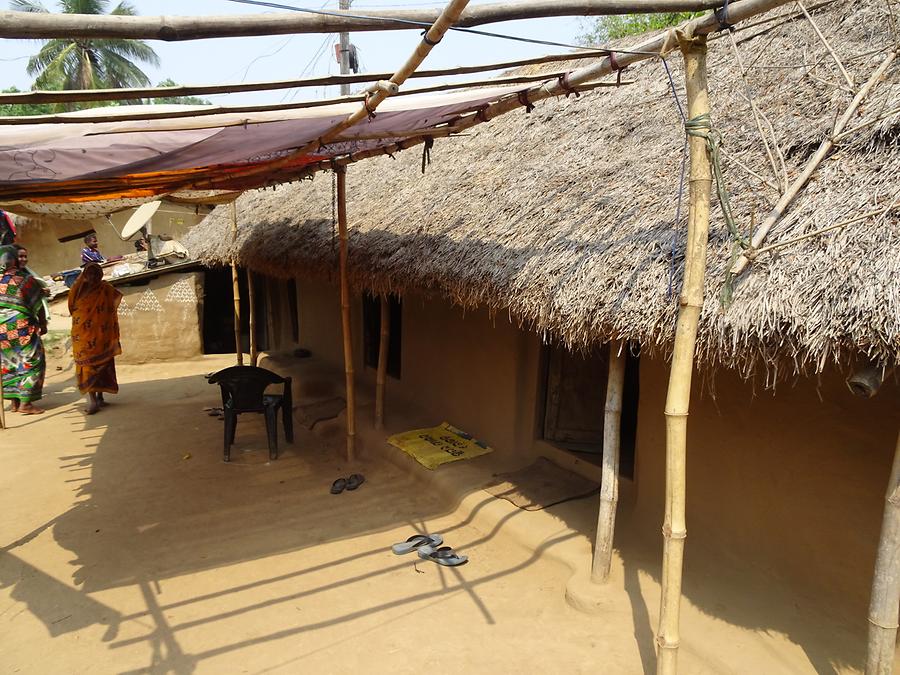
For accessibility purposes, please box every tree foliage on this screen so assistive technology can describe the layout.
[579,12,704,44]
[10,0,160,98]
[0,86,56,116]
[151,79,211,106]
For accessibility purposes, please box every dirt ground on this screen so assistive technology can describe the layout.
[0,351,881,674]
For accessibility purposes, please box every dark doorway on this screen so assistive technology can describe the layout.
[542,344,639,479]
[362,293,401,378]
[202,267,269,355]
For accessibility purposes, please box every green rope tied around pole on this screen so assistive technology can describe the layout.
[684,112,748,307]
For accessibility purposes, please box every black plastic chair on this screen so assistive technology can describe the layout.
[207,366,294,462]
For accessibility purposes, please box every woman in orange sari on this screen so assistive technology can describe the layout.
[68,263,122,415]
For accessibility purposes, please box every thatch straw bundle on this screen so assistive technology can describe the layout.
[185,0,899,380]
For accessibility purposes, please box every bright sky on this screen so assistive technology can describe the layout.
[0,0,588,105]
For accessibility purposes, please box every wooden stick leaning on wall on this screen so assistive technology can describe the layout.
[657,30,713,675]
[230,202,244,366]
[0,351,6,430]
[374,296,390,431]
[247,270,258,367]
[336,166,355,463]
[866,428,900,675]
[591,339,627,583]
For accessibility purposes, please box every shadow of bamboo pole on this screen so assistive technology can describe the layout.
[656,28,713,675]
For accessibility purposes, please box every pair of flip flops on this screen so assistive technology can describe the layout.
[391,533,468,566]
[330,474,365,494]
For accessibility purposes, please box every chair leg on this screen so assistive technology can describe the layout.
[282,402,294,443]
[229,412,238,445]
[265,407,278,460]
[223,412,234,462]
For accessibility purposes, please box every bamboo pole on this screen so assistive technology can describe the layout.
[591,339,627,583]
[866,428,900,675]
[730,47,898,277]
[656,30,713,675]
[0,52,605,106]
[211,0,796,193]
[0,72,627,126]
[374,296,391,431]
[796,0,854,89]
[247,270,258,367]
[0,350,7,430]
[336,166,355,462]
[0,1,731,41]
[230,202,243,366]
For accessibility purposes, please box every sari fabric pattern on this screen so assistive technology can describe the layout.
[69,268,122,394]
[0,270,45,402]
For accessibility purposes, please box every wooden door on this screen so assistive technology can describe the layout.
[543,346,609,449]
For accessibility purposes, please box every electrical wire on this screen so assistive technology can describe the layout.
[220,0,660,56]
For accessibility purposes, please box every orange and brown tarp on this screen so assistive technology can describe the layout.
[0,86,530,209]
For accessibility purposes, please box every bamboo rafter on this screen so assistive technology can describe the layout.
[0,51,605,106]
[0,1,730,40]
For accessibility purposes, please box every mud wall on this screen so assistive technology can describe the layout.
[14,204,207,277]
[115,272,204,364]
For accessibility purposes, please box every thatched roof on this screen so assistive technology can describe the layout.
[185,0,900,379]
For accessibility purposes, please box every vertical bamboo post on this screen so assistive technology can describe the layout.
[0,350,6,430]
[592,339,627,583]
[230,202,243,366]
[336,166,355,462]
[247,270,258,366]
[866,428,900,675]
[374,295,390,430]
[656,31,712,675]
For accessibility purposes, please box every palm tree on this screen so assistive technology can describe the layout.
[11,0,160,93]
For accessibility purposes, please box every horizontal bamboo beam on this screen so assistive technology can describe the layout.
[0,71,628,126]
[0,1,727,41]
[0,51,604,106]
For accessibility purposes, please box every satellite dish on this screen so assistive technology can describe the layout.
[120,201,162,239]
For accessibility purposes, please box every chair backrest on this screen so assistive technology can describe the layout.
[207,365,288,412]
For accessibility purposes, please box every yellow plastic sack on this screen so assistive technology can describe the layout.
[388,422,494,470]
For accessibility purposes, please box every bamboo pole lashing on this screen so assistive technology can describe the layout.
[730,47,898,277]
[656,29,714,675]
[247,270,258,367]
[230,202,244,367]
[336,166,355,463]
[591,339,627,584]
[866,428,900,675]
[374,296,390,431]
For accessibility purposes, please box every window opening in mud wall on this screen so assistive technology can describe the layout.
[542,343,639,479]
[362,293,401,378]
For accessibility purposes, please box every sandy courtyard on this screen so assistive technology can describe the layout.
[0,354,882,674]
[0,355,640,674]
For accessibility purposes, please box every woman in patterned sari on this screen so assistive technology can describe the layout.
[0,249,47,414]
[68,263,122,415]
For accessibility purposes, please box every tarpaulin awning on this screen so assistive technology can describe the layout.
[0,84,533,209]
